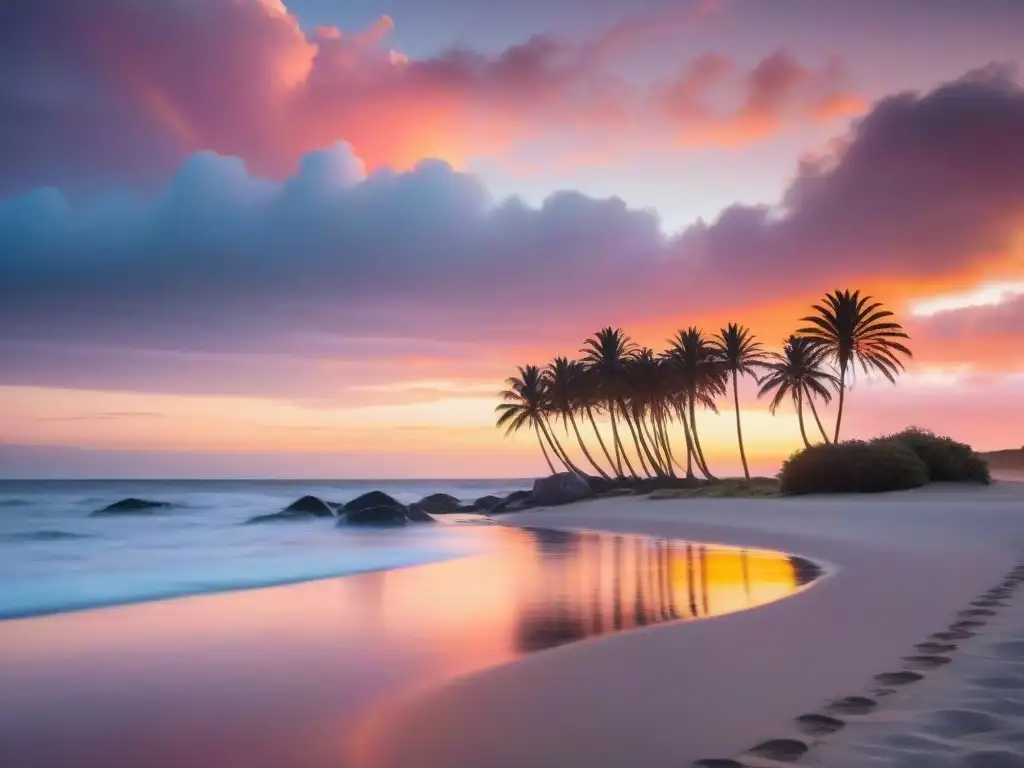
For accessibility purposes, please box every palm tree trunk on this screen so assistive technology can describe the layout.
[678,403,696,479]
[732,372,751,479]
[635,413,666,476]
[688,397,716,481]
[640,412,668,475]
[541,417,585,475]
[569,411,611,479]
[609,400,639,479]
[805,390,830,444]
[607,400,627,477]
[586,406,619,478]
[654,408,678,477]
[620,404,653,478]
[833,361,847,443]
[796,389,811,449]
[535,424,556,474]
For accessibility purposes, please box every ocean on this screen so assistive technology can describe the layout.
[0,478,530,619]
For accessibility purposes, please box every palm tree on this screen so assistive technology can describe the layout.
[581,328,639,479]
[664,328,725,480]
[757,336,839,448]
[545,358,611,479]
[711,324,766,479]
[799,290,912,442]
[495,365,558,474]
[624,349,670,477]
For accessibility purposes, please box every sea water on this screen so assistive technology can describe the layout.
[0,479,528,619]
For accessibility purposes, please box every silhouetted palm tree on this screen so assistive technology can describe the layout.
[712,324,767,479]
[495,365,559,474]
[664,328,725,480]
[581,328,638,479]
[757,336,839,448]
[799,290,912,442]
[545,358,610,479]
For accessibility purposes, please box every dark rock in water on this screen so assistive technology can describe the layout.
[91,497,171,516]
[283,495,335,517]
[344,490,402,514]
[473,494,501,510]
[584,475,615,494]
[326,501,345,513]
[245,494,336,523]
[532,473,593,506]
[345,505,409,526]
[405,504,436,523]
[415,492,461,514]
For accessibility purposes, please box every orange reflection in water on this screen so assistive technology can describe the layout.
[0,526,817,768]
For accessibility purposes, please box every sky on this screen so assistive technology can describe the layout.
[1,0,1023,478]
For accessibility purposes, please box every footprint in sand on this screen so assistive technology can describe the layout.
[916,641,958,654]
[973,599,1006,608]
[952,620,987,631]
[933,629,975,641]
[875,670,925,686]
[742,738,809,763]
[826,695,878,716]
[960,608,999,618]
[692,759,744,768]
[904,654,953,670]
[795,713,845,736]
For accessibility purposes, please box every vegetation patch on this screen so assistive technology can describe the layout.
[779,440,928,495]
[877,427,991,484]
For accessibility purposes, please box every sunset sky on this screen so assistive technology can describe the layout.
[1,0,1023,478]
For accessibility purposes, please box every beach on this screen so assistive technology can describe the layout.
[2,481,1023,767]
[372,481,1024,767]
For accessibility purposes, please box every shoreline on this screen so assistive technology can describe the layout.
[2,481,1023,766]
[367,482,1024,767]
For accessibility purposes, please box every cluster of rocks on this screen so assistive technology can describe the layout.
[92,472,692,524]
[246,489,511,526]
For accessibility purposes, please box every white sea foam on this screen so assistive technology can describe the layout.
[0,479,525,619]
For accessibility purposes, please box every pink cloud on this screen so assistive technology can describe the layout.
[0,0,859,196]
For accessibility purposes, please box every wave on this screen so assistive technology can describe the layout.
[0,529,91,543]
[0,498,33,507]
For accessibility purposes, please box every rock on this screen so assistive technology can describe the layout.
[344,505,409,526]
[531,473,593,506]
[473,494,501,510]
[282,495,335,518]
[91,497,171,516]
[344,490,403,514]
[487,489,534,515]
[406,504,436,523]
[415,492,461,514]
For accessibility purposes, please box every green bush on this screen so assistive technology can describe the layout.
[877,427,991,484]
[779,439,929,495]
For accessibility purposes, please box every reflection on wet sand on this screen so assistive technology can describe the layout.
[0,525,819,768]
[513,528,817,653]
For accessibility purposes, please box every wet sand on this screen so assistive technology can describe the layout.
[370,482,1024,767]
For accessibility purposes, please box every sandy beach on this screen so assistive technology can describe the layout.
[3,480,1023,767]
[368,481,1024,767]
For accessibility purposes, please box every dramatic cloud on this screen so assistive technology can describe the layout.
[0,0,856,196]
[2,66,1024,400]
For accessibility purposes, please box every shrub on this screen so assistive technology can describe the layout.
[877,427,991,484]
[779,439,929,495]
